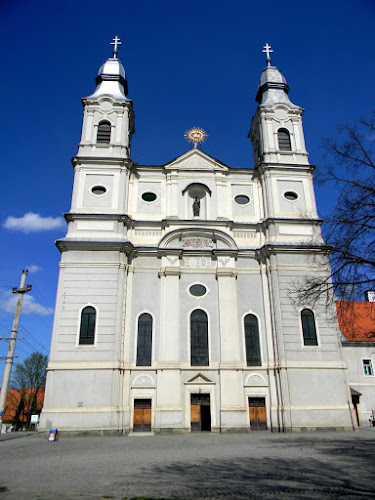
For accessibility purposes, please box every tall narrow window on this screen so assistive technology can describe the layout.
[278,128,291,151]
[244,314,261,366]
[136,313,152,366]
[97,120,111,144]
[301,309,318,346]
[79,306,96,345]
[191,309,209,366]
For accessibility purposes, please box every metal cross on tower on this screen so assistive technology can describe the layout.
[262,43,273,66]
[111,36,122,59]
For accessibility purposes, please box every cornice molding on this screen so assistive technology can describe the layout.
[256,242,332,259]
[71,156,133,168]
[56,238,134,253]
[64,213,132,225]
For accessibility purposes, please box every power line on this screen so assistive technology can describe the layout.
[18,325,49,354]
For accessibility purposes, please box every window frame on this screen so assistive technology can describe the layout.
[277,128,292,151]
[136,312,153,367]
[362,359,374,377]
[141,192,158,204]
[300,308,319,347]
[190,308,210,367]
[77,304,97,347]
[283,190,299,202]
[90,184,108,197]
[96,120,112,144]
[187,282,209,299]
[243,313,262,366]
[233,194,251,207]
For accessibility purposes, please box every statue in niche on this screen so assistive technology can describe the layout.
[193,197,200,217]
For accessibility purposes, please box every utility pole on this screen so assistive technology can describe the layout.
[0,269,32,430]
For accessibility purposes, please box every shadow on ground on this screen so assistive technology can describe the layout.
[1,436,374,499]
[118,440,375,500]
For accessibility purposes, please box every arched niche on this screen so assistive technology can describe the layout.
[182,183,212,219]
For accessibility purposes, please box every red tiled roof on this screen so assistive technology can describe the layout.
[336,301,375,341]
[0,388,45,423]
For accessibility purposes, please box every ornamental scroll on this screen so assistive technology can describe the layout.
[181,237,215,249]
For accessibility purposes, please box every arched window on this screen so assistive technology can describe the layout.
[97,120,111,144]
[244,314,261,366]
[79,306,96,345]
[301,309,318,346]
[191,309,209,366]
[136,313,152,366]
[278,128,291,151]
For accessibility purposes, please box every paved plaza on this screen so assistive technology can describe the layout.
[0,429,375,500]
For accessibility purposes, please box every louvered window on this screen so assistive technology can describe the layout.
[301,309,318,346]
[97,120,111,144]
[79,306,96,345]
[278,128,291,151]
[244,314,261,366]
[191,309,209,366]
[136,313,152,366]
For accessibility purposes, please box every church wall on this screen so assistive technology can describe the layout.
[127,268,160,364]
[236,270,268,365]
[266,252,354,429]
[179,272,220,364]
[40,367,123,431]
[134,179,163,215]
[82,173,116,208]
[286,368,353,429]
[231,183,256,218]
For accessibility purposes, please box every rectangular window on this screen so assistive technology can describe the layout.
[363,359,374,376]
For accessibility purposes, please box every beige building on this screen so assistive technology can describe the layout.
[337,299,375,426]
[40,43,354,434]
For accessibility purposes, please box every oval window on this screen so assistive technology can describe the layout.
[91,186,106,195]
[189,284,207,297]
[234,195,250,205]
[284,191,298,201]
[142,192,157,202]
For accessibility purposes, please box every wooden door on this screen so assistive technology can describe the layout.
[191,403,201,431]
[133,399,152,432]
[191,394,211,431]
[248,397,267,430]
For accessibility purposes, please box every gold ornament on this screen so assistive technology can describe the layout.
[184,127,208,148]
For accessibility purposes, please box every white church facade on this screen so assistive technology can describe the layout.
[39,41,355,434]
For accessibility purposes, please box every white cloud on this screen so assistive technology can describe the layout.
[0,291,54,316]
[27,265,41,274]
[3,212,65,233]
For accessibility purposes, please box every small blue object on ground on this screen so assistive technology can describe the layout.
[48,429,58,441]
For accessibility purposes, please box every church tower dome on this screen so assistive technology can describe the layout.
[256,66,298,108]
[89,56,129,100]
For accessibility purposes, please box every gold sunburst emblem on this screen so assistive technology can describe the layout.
[184,127,208,148]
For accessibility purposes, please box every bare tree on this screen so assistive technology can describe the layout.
[295,114,375,305]
[9,352,48,429]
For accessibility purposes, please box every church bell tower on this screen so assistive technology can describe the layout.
[249,44,319,222]
[68,36,135,234]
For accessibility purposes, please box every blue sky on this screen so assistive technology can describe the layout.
[1,0,374,381]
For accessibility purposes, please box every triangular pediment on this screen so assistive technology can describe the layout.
[185,373,215,384]
[164,148,229,172]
